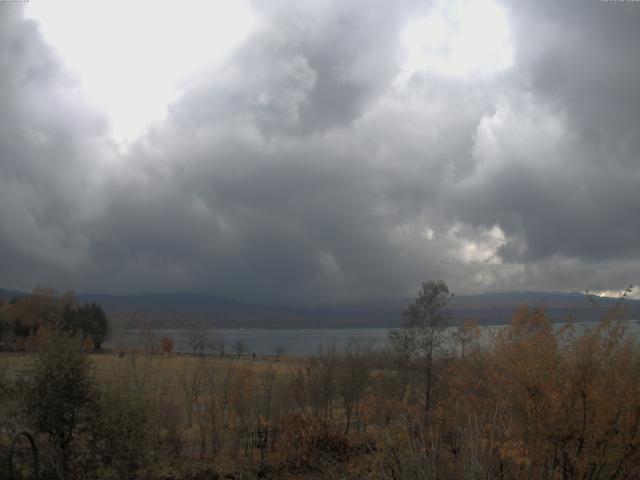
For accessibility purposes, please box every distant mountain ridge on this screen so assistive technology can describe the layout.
[2,288,638,329]
[0,289,28,301]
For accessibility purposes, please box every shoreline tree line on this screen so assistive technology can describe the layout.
[0,287,108,352]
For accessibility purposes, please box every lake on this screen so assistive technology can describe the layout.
[107,320,640,356]
[109,327,392,356]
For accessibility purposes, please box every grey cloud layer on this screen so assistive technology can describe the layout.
[1,0,639,302]
[0,8,111,288]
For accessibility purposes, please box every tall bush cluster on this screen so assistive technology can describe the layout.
[16,332,150,479]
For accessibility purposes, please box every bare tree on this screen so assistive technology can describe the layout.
[234,339,247,358]
[187,323,207,355]
[139,324,159,355]
[453,319,482,358]
[178,358,206,428]
[208,329,225,356]
[201,364,234,458]
[388,280,452,415]
[338,344,371,433]
[304,343,339,421]
[274,344,286,360]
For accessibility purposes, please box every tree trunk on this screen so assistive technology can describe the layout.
[345,401,352,434]
[425,347,433,416]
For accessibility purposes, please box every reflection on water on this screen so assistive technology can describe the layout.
[107,320,640,356]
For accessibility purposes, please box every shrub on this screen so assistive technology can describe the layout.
[276,413,352,472]
[161,335,174,354]
[19,331,97,478]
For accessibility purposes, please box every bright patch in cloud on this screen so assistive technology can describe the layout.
[451,224,506,264]
[396,0,513,85]
[26,0,257,144]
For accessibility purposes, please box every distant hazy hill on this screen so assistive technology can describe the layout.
[2,288,635,329]
[299,291,639,328]
[0,288,28,301]
[76,293,258,316]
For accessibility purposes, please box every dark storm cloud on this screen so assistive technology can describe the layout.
[0,6,110,290]
[172,0,418,134]
[514,0,640,149]
[89,128,435,302]
[1,0,639,301]
[453,0,640,267]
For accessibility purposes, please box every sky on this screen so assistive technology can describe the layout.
[0,0,639,304]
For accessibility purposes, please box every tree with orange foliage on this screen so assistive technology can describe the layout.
[480,299,640,479]
[160,335,174,355]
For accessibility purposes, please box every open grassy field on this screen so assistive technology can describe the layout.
[0,350,287,412]
[1,350,300,378]
[1,349,313,478]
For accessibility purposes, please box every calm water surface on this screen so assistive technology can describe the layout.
[108,320,640,356]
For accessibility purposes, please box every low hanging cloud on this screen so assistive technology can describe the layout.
[1,0,638,303]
